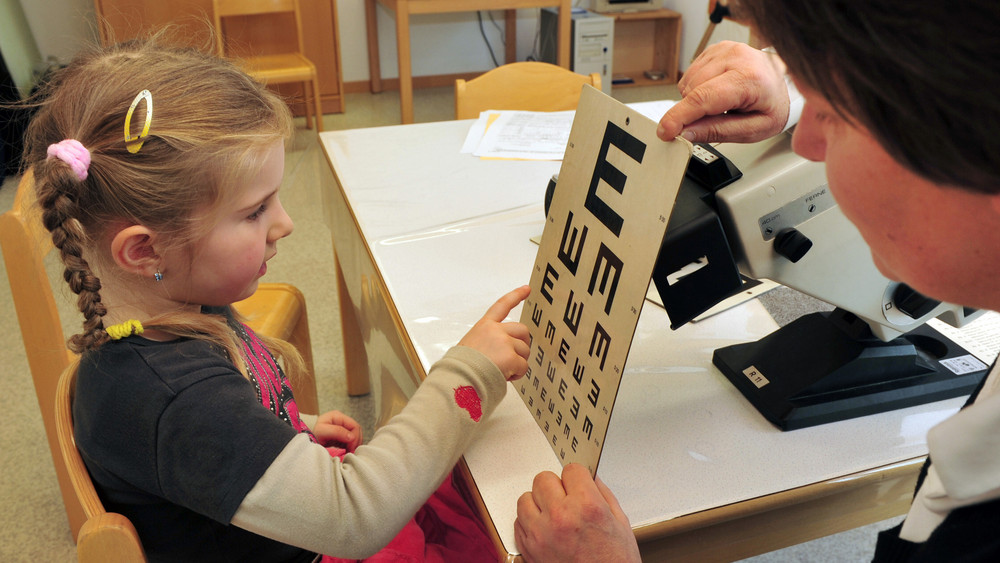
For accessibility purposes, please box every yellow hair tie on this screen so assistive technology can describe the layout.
[106,320,144,340]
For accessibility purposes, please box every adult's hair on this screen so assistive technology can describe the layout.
[738,0,1000,193]
[22,38,302,378]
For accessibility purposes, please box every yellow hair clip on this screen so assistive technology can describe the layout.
[106,319,144,340]
[124,89,153,154]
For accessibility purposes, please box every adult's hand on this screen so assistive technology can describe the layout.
[514,463,641,563]
[658,41,791,144]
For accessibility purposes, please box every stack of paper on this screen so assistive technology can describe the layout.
[461,110,575,160]
[460,101,678,161]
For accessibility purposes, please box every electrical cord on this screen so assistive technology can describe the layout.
[477,11,501,67]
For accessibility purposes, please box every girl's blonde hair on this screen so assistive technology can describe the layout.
[22,38,304,379]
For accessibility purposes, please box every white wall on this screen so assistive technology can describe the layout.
[663,0,750,67]
[350,1,749,82]
[0,0,42,96]
[355,4,550,81]
[21,0,749,84]
[19,0,96,64]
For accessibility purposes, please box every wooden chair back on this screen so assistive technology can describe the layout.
[56,360,147,562]
[454,61,602,120]
[213,0,305,57]
[212,0,324,131]
[0,170,86,535]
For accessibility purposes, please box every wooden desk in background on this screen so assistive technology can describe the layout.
[365,0,572,123]
[318,115,959,561]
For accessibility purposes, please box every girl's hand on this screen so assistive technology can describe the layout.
[458,286,532,381]
[312,410,363,453]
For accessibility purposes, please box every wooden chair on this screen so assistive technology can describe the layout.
[0,171,317,539]
[454,61,601,120]
[55,360,147,563]
[212,0,324,131]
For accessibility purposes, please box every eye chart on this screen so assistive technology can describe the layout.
[517,86,692,475]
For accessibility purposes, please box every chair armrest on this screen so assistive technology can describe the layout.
[77,512,146,563]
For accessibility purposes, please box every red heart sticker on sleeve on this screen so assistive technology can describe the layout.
[454,386,483,422]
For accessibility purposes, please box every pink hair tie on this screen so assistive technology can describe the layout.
[46,139,91,181]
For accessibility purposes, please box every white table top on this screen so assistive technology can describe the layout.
[319,117,963,555]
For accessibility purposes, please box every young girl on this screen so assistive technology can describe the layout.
[25,40,531,561]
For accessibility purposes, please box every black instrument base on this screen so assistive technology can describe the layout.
[713,310,988,430]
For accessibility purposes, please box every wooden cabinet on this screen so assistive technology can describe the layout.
[94,0,344,114]
[598,8,682,87]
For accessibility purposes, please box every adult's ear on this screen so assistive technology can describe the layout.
[110,225,160,279]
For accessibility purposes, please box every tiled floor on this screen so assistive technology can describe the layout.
[0,83,898,561]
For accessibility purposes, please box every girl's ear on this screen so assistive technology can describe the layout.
[110,225,160,278]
